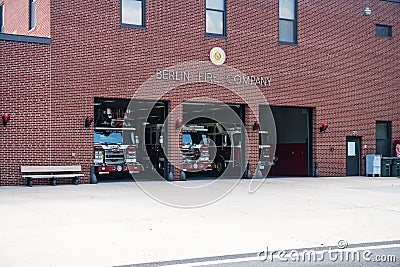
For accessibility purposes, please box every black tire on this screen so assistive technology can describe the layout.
[215,157,226,175]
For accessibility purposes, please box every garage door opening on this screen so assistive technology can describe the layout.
[267,106,313,177]
[182,102,246,179]
[93,98,167,181]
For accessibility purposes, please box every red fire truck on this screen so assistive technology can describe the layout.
[203,123,243,175]
[143,124,214,175]
[93,104,143,178]
[94,126,143,177]
[181,125,214,172]
[202,123,275,176]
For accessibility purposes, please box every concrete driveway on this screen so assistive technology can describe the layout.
[1,176,400,267]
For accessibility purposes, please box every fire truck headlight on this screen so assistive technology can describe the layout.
[95,151,103,159]
[126,152,136,159]
[201,151,209,159]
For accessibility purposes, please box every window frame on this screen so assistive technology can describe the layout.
[120,0,146,29]
[376,24,392,38]
[376,121,392,157]
[278,0,298,45]
[0,4,4,33]
[29,0,36,31]
[205,0,227,38]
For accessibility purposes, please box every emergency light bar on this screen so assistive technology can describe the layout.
[182,125,207,131]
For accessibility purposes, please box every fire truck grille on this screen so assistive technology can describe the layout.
[104,150,125,165]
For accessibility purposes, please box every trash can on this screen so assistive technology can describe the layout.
[381,157,392,177]
[392,158,400,177]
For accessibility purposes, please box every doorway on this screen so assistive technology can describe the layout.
[346,136,361,176]
[182,102,246,179]
[268,106,313,176]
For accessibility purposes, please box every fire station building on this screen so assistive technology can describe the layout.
[0,0,399,186]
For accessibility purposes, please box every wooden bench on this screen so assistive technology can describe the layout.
[21,166,84,187]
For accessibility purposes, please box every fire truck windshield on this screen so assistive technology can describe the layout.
[94,129,137,145]
[94,131,123,145]
[182,133,208,145]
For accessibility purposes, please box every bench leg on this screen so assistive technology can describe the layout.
[51,177,56,186]
[74,176,79,185]
[27,178,33,187]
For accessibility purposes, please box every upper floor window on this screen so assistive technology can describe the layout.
[121,0,145,28]
[205,0,226,37]
[29,0,36,30]
[376,121,392,157]
[376,24,392,38]
[0,4,4,33]
[279,0,297,44]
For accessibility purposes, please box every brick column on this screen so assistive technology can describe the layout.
[245,105,259,178]
[167,100,183,181]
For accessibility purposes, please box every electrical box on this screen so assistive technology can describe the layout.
[366,154,381,177]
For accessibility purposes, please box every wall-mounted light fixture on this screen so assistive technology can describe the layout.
[176,118,183,129]
[320,123,328,133]
[363,7,372,16]
[252,121,260,131]
[2,114,10,126]
[85,116,93,127]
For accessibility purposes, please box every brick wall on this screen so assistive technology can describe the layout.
[0,0,399,185]
[0,40,51,185]
[1,0,50,37]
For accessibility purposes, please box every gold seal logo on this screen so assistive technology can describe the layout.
[210,47,226,65]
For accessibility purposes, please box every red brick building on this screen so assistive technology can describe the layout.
[1,0,399,185]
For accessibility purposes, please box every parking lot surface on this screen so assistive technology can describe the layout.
[1,176,400,267]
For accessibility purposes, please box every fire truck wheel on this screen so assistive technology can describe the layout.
[215,158,226,175]
[150,156,158,169]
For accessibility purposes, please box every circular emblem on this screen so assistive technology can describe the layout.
[209,47,226,65]
[117,165,123,172]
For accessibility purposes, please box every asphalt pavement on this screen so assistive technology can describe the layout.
[123,240,399,266]
[1,176,400,267]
